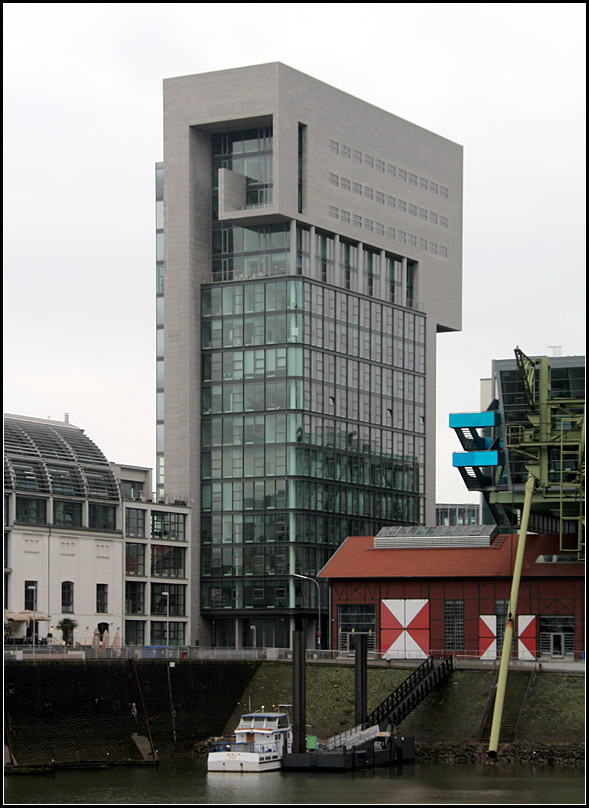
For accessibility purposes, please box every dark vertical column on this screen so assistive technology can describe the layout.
[354,633,367,727]
[292,630,306,753]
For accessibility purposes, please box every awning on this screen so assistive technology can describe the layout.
[4,610,51,622]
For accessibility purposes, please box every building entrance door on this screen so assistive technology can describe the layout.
[550,633,565,657]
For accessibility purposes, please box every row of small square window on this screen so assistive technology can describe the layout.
[328,173,449,228]
[327,207,448,257]
[328,140,449,198]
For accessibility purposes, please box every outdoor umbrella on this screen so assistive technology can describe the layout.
[92,628,100,649]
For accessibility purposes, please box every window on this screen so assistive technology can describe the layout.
[125,581,145,615]
[125,619,145,646]
[151,583,186,617]
[151,545,186,578]
[89,503,116,531]
[444,600,464,650]
[16,496,46,525]
[126,508,146,538]
[495,600,509,652]
[151,511,186,541]
[119,479,144,499]
[24,581,37,610]
[150,621,185,647]
[62,581,74,613]
[126,543,146,576]
[96,584,108,614]
[53,500,82,528]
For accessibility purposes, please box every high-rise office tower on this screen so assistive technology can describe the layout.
[157,63,463,648]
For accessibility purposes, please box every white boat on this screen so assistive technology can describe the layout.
[207,709,293,772]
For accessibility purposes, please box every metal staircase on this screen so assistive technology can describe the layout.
[367,656,454,732]
[326,656,453,751]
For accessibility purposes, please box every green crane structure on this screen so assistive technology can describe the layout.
[451,347,585,756]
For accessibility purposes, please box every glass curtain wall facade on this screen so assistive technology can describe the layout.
[197,126,425,645]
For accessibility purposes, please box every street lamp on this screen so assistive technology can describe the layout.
[27,585,36,659]
[161,591,169,651]
[293,574,321,649]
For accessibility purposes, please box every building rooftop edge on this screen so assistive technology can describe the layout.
[163,62,464,149]
[4,413,81,430]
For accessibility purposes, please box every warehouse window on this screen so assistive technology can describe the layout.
[444,600,464,651]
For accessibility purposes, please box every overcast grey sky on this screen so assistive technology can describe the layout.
[3,3,586,503]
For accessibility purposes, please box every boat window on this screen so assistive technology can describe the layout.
[253,717,266,727]
[278,715,289,727]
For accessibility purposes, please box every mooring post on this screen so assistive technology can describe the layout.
[292,630,306,753]
[354,633,368,727]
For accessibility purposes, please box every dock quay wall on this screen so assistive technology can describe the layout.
[4,660,585,767]
[4,659,260,765]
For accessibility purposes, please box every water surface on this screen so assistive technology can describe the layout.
[4,758,585,804]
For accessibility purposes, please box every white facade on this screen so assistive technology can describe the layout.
[4,414,124,644]
[5,516,125,644]
[4,416,191,647]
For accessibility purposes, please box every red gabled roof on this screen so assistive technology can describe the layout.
[318,534,584,580]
